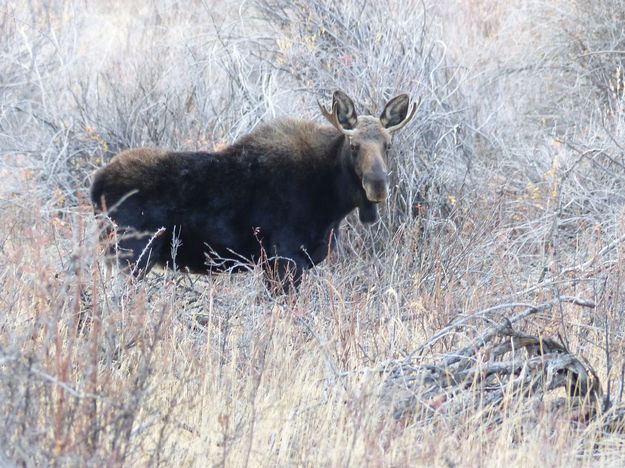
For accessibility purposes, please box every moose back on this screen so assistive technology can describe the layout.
[90,91,416,292]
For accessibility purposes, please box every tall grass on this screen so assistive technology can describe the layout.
[2,0,625,465]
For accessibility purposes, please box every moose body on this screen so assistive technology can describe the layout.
[90,91,416,291]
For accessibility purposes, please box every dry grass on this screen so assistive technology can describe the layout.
[2,0,625,466]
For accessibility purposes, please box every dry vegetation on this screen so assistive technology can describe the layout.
[2,0,625,466]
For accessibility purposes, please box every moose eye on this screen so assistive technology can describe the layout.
[385,142,392,151]
[350,143,359,152]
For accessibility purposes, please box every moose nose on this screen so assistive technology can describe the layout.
[362,173,389,202]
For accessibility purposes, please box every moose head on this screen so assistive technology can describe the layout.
[319,90,417,223]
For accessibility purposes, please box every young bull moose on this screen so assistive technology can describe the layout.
[90,90,416,293]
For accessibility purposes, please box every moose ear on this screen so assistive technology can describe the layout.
[380,94,417,131]
[332,90,358,130]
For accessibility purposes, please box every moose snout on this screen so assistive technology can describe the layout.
[362,173,389,202]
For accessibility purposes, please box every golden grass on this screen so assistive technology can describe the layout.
[0,187,623,466]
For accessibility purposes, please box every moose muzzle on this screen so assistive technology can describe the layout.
[362,172,389,203]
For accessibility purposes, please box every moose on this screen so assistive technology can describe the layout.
[90,90,416,293]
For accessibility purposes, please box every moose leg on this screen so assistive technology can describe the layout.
[113,229,166,278]
[262,257,303,296]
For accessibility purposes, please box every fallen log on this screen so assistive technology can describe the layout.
[381,297,603,424]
